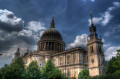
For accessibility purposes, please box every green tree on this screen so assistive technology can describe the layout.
[116,49,120,54]
[78,69,89,79]
[105,57,117,74]
[1,57,25,79]
[112,49,120,73]
[41,59,65,79]
[24,61,41,79]
[0,64,10,79]
[106,49,120,74]
[10,57,25,79]
[0,69,2,79]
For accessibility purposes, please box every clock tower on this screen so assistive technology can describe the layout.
[87,12,106,76]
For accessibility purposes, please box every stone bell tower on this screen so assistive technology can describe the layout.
[87,11,106,76]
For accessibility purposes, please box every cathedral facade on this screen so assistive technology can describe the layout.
[13,15,106,78]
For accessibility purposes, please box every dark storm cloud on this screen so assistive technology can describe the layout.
[0,0,119,47]
[0,40,14,52]
[0,9,24,32]
[0,32,37,54]
[18,36,36,45]
[0,22,23,32]
[0,9,36,55]
[0,0,118,44]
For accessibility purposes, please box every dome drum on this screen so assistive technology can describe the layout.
[37,41,65,52]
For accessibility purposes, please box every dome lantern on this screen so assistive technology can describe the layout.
[50,16,55,28]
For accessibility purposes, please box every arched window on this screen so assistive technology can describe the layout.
[98,45,102,53]
[90,46,94,53]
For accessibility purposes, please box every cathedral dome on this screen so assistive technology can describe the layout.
[41,28,63,41]
[37,17,65,53]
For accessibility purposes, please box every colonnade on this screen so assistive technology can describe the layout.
[38,42,65,52]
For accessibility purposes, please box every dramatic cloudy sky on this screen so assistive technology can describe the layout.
[0,0,120,67]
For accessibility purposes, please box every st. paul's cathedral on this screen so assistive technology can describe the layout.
[13,14,106,78]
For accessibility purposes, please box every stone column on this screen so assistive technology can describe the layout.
[54,42,55,50]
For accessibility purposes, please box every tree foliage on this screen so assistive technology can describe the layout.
[25,61,41,79]
[89,73,120,79]
[106,49,120,74]
[105,57,117,74]
[0,58,66,79]
[0,57,25,79]
[116,49,120,54]
[41,59,65,79]
[0,69,2,79]
[78,69,89,79]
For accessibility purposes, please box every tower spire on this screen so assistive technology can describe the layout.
[50,16,55,28]
[15,47,20,55]
[89,11,98,39]
[90,11,94,27]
